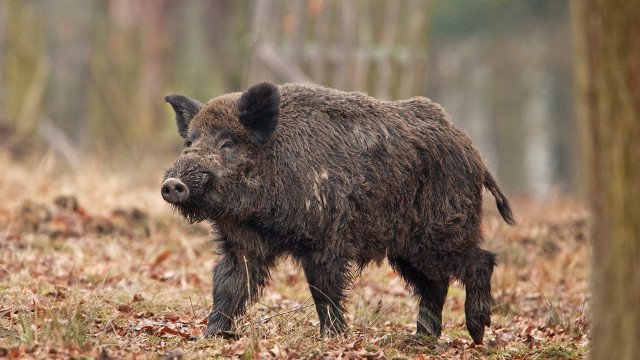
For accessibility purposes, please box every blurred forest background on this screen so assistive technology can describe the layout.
[2,1,639,357]
[0,0,573,196]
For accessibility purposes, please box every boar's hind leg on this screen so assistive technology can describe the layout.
[389,257,449,337]
[461,248,496,345]
[301,256,349,335]
[205,253,274,338]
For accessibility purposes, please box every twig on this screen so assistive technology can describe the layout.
[189,296,197,319]
[258,304,314,324]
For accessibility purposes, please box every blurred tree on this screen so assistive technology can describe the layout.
[3,1,48,148]
[139,0,168,136]
[0,0,578,194]
[572,0,640,358]
[245,0,431,100]
[0,1,6,114]
[428,0,573,193]
[44,0,95,151]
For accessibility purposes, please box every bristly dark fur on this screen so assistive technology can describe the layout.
[162,82,516,345]
[164,94,202,138]
[237,82,280,143]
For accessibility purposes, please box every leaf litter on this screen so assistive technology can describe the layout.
[0,165,590,359]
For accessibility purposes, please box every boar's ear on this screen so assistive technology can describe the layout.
[164,94,203,138]
[237,82,280,143]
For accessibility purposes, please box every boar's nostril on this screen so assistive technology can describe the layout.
[161,178,190,204]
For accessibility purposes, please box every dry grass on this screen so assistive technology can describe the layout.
[0,151,590,359]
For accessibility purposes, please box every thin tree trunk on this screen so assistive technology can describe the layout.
[310,0,330,83]
[139,0,167,136]
[352,0,372,92]
[0,0,7,114]
[246,0,273,85]
[287,0,306,65]
[397,0,429,99]
[331,0,355,90]
[45,0,94,150]
[374,0,401,100]
[572,0,640,358]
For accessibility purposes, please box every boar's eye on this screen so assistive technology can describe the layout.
[219,140,234,150]
[184,139,193,147]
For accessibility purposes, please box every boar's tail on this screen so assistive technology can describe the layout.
[483,170,515,225]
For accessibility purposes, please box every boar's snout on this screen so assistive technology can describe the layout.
[161,178,190,204]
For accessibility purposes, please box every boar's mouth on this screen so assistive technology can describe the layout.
[172,199,221,223]
[161,171,220,222]
[166,189,222,223]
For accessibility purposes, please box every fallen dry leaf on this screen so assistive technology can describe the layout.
[117,304,134,313]
[0,166,590,359]
[151,250,172,269]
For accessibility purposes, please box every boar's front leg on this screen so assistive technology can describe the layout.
[301,255,350,334]
[205,251,274,337]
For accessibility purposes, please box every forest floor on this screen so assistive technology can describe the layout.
[0,154,590,359]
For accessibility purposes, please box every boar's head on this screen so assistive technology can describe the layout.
[161,82,280,222]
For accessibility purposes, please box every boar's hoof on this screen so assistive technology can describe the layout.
[466,319,488,345]
[204,329,239,340]
[161,178,190,204]
[320,320,347,336]
[416,322,441,339]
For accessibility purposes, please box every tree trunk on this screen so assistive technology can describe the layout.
[0,0,7,114]
[139,0,168,136]
[571,1,640,358]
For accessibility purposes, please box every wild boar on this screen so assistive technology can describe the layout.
[161,82,515,344]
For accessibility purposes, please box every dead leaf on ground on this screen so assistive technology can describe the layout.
[160,350,184,360]
[117,304,134,313]
[98,347,122,360]
[151,250,172,269]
